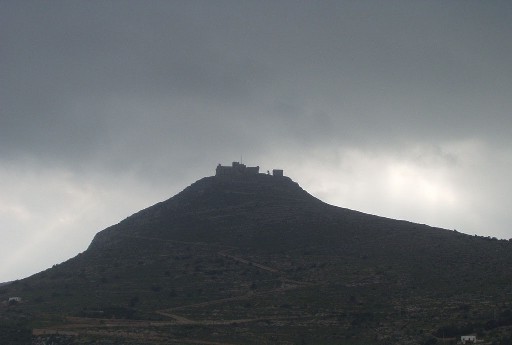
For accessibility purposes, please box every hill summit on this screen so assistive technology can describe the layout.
[3,163,512,345]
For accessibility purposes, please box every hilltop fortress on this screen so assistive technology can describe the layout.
[216,162,283,178]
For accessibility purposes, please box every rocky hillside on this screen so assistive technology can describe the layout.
[2,173,512,344]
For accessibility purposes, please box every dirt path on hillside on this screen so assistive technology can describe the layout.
[34,326,238,345]
[154,310,197,323]
[217,249,279,273]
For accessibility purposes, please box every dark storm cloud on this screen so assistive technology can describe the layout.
[2,1,512,168]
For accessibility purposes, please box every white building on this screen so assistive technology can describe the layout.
[461,335,476,344]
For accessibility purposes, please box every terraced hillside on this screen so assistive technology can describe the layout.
[2,173,512,344]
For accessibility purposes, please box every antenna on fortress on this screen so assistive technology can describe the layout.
[240,155,243,164]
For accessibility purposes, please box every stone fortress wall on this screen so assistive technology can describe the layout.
[216,162,283,178]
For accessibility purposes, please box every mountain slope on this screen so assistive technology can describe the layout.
[2,173,512,344]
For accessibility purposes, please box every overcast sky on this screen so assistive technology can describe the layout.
[1,0,511,282]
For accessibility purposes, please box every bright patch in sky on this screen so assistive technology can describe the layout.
[283,140,506,238]
[385,162,456,206]
[0,165,167,282]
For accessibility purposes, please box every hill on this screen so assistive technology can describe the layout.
[2,167,512,344]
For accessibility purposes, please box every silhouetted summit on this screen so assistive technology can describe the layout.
[86,163,510,267]
[88,166,319,252]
